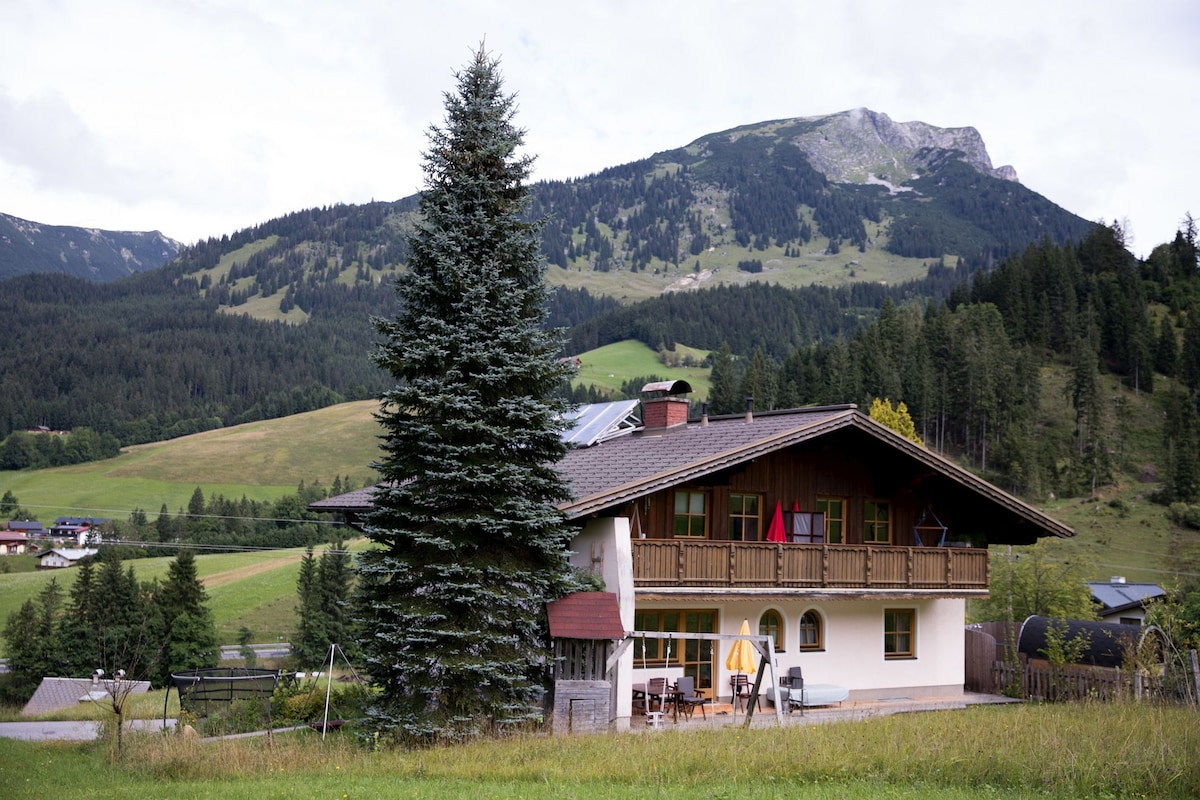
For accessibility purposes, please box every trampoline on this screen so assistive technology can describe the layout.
[166,667,283,725]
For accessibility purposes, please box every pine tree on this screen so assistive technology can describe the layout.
[153,549,219,685]
[707,343,740,415]
[1,579,64,702]
[1156,314,1179,378]
[292,546,328,668]
[316,535,355,659]
[738,347,778,412]
[1180,310,1200,398]
[355,45,577,741]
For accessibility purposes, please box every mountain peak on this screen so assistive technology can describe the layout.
[786,107,1018,186]
[0,212,182,281]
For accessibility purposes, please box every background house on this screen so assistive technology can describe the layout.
[36,547,98,569]
[0,531,29,554]
[1087,578,1166,625]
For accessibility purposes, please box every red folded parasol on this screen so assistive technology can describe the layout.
[766,500,786,542]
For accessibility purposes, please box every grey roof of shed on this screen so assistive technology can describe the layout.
[22,676,151,716]
[1087,582,1165,615]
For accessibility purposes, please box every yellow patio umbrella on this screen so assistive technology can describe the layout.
[725,619,758,710]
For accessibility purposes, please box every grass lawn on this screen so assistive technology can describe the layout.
[0,703,1195,799]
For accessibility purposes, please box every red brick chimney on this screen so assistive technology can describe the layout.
[640,379,693,431]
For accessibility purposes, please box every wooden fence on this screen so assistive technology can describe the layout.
[984,655,1199,705]
[966,625,1199,705]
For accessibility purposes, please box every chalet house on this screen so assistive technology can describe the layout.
[37,547,98,569]
[0,531,29,555]
[49,517,110,546]
[312,382,1074,729]
[5,520,45,536]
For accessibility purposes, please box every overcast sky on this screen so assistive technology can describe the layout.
[1,0,1196,256]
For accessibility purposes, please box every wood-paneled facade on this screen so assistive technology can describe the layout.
[619,433,987,593]
[633,437,948,547]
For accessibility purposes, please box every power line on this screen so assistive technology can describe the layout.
[9,501,346,527]
[22,538,361,557]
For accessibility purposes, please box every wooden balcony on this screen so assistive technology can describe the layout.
[631,540,989,592]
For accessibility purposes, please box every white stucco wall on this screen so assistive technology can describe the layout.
[636,596,967,702]
[568,518,635,728]
[567,519,969,723]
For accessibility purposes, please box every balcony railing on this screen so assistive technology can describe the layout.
[632,540,989,591]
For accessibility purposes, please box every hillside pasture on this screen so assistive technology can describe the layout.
[574,340,711,398]
[0,401,380,523]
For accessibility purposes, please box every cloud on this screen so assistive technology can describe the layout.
[0,0,1196,249]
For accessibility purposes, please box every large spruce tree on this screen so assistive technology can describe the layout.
[355,46,576,741]
[153,549,219,686]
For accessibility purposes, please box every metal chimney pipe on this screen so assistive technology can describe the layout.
[700,401,709,427]
[745,396,754,423]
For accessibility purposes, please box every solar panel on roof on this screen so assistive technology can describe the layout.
[562,400,640,447]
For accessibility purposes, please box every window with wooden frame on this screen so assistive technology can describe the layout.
[797,609,823,651]
[673,490,708,538]
[863,500,891,543]
[816,497,846,544]
[884,608,915,659]
[759,609,783,653]
[728,493,762,541]
[633,609,716,690]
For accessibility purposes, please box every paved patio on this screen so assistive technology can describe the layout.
[631,691,1019,731]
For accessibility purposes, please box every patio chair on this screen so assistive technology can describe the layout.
[644,677,668,714]
[784,666,805,716]
[674,676,708,720]
[730,673,758,712]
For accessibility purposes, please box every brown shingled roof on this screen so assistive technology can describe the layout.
[309,404,1073,542]
[556,404,1073,541]
[546,592,625,640]
[557,405,854,517]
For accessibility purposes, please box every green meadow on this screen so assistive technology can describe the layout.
[574,340,711,398]
[0,703,1196,799]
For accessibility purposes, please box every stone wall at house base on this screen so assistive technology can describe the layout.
[551,680,611,734]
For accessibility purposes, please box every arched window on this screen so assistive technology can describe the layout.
[798,610,823,651]
[759,609,783,653]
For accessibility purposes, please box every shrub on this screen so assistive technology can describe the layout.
[1166,502,1200,529]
